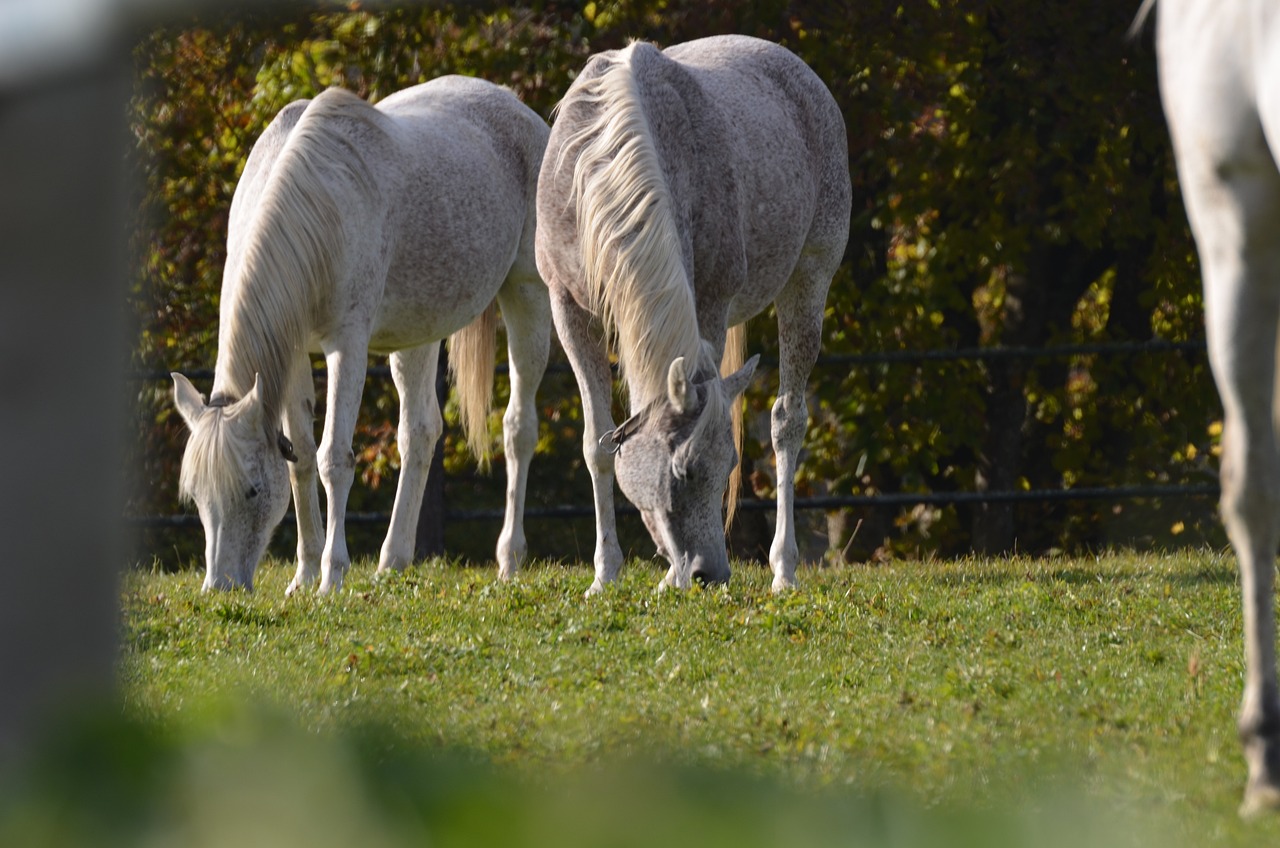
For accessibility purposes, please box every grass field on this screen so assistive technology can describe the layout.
[8,550,1280,846]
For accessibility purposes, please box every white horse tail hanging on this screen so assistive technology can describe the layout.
[536,36,851,594]
[172,78,552,593]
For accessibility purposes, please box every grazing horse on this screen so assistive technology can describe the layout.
[1149,0,1280,816]
[536,35,850,594]
[171,78,551,594]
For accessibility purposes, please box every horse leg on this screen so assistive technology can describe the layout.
[376,342,442,575]
[494,271,551,579]
[768,258,833,592]
[550,284,624,594]
[283,358,324,596]
[317,341,368,594]
[1209,262,1280,818]
[1178,134,1280,816]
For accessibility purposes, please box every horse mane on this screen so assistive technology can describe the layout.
[557,41,715,409]
[218,87,383,432]
[177,398,259,506]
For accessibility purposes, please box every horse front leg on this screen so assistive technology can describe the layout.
[495,272,551,579]
[376,342,442,575]
[768,264,829,592]
[283,358,324,596]
[550,285,624,594]
[317,342,368,594]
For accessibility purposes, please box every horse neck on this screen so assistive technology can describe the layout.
[210,97,375,430]
[211,274,302,434]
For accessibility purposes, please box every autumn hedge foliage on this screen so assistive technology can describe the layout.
[128,1,1218,568]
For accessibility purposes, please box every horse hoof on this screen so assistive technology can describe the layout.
[1240,779,1280,819]
[584,579,605,597]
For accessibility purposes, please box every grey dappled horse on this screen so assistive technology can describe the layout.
[1149,0,1280,815]
[536,35,850,594]
[171,78,551,594]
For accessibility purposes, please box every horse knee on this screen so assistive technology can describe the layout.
[399,414,442,473]
[584,433,617,478]
[318,444,356,485]
[503,403,536,458]
[771,394,808,446]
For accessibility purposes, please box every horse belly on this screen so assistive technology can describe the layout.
[367,247,515,354]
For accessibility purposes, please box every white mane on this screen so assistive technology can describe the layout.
[186,88,384,503]
[557,42,715,409]
[177,401,258,505]
[217,88,382,427]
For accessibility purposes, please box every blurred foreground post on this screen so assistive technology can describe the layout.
[0,15,129,760]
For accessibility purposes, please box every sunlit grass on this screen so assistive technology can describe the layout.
[20,550,1278,845]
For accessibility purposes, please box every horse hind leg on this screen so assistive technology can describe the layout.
[494,269,552,579]
[768,252,836,592]
[376,341,443,576]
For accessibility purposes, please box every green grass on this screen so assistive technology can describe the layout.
[12,550,1280,846]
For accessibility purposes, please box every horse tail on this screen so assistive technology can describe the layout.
[1127,0,1157,41]
[722,322,748,531]
[447,300,499,470]
[562,41,706,404]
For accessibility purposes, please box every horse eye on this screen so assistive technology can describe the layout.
[246,485,260,500]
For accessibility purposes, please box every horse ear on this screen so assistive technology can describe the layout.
[667,356,698,414]
[229,373,266,429]
[721,354,760,400]
[171,372,206,429]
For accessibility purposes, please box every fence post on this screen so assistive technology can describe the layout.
[0,61,128,761]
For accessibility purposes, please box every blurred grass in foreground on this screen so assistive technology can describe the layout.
[0,702,1158,848]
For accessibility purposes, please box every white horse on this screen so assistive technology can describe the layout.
[171,77,551,594]
[536,36,850,594]
[1147,0,1280,816]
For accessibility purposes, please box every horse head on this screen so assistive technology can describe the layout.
[171,372,295,591]
[607,353,758,588]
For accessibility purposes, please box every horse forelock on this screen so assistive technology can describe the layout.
[220,88,384,421]
[560,42,703,409]
[177,407,256,507]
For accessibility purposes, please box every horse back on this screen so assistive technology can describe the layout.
[643,36,850,324]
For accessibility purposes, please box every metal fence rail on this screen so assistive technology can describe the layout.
[127,482,1221,529]
[129,338,1216,530]
[128,338,1210,384]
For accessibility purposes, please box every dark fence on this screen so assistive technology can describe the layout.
[128,337,1220,532]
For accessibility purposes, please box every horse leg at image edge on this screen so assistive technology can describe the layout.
[1178,135,1280,815]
